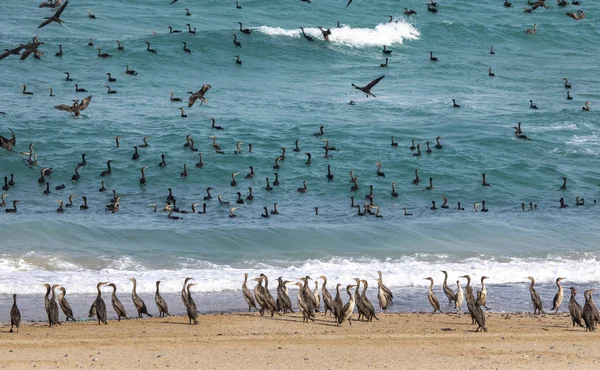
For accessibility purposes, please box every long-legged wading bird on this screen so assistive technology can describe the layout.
[440,270,456,303]
[108,283,128,321]
[320,275,334,316]
[424,277,443,313]
[525,276,545,314]
[242,273,257,312]
[338,285,357,326]
[551,277,566,314]
[155,281,170,318]
[569,287,584,328]
[377,270,393,310]
[10,294,21,333]
[473,291,488,332]
[185,283,199,325]
[128,278,153,318]
[583,289,596,331]
[455,280,464,312]
[57,287,75,321]
[94,282,108,325]
[295,282,315,323]
[352,75,385,97]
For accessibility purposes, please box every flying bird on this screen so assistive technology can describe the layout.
[352,75,385,97]
[38,1,69,28]
[187,84,212,107]
[55,95,92,117]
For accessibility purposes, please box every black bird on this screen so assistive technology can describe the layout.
[106,86,117,94]
[55,44,63,57]
[235,55,242,65]
[168,26,182,33]
[490,46,495,55]
[430,51,438,61]
[38,0,69,28]
[238,22,252,34]
[106,73,116,82]
[504,0,513,7]
[300,27,313,42]
[236,1,242,8]
[132,146,139,160]
[233,34,242,47]
[182,42,191,53]
[529,100,538,109]
[146,42,157,54]
[97,48,111,58]
[186,24,196,34]
[488,68,495,77]
[75,84,87,92]
[427,4,438,13]
[185,8,191,16]
[380,58,388,67]
[352,75,385,97]
[64,72,72,81]
[452,99,460,108]
[383,46,392,54]
[126,66,138,75]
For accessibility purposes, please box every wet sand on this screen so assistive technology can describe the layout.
[1,312,599,369]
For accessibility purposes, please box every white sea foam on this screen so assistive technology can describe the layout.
[1,255,599,295]
[256,20,420,47]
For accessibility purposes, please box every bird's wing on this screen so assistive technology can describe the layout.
[199,84,211,95]
[78,95,92,110]
[55,104,74,112]
[38,18,53,28]
[53,0,69,18]
[0,50,12,60]
[188,94,198,108]
[365,75,385,90]
[19,49,34,60]
[346,0,353,7]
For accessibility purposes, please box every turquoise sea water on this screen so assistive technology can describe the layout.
[0,0,599,320]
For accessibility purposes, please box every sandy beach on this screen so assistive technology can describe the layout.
[1,312,599,369]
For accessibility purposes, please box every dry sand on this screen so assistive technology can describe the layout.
[1,312,599,369]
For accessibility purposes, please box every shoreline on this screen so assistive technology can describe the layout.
[1,312,598,369]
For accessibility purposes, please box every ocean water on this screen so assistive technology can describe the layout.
[0,0,599,321]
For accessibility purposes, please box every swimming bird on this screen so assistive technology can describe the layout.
[299,27,313,42]
[525,276,545,314]
[404,8,417,15]
[116,40,124,50]
[352,75,385,97]
[106,73,117,82]
[297,181,307,193]
[38,0,68,28]
[567,91,573,100]
[5,200,19,213]
[179,108,187,118]
[237,22,252,34]
[97,48,111,58]
[88,38,94,46]
[75,84,87,92]
[20,84,33,95]
[168,92,181,102]
[452,99,460,108]
[441,270,456,303]
[233,34,242,47]
[229,207,237,218]
[236,1,242,8]
[429,51,438,61]
[551,277,566,314]
[188,84,211,107]
[168,26,182,33]
[338,285,357,326]
[488,67,495,77]
[375,162,385,177]
[529,100,538,109]
[146,41,157,54]
[128,278,153,318]
[490,46,495,55]
[569,287,584,327]
[482,173,491,186]
[80,196,88,210]
[560,176,567,190]
[455,280,464,312]
[106,85,117,94]
[99,160,113,177]
[504,0,513,6]
[424,277,443,313]
[64,72,72,81]
[582,101,590,111]
[391,182,398,198]
[234,55,242,65]
[424,177,434,191]
[55,44,63,56]
[427,3,438,13]
[9,294,20,333]
[186,24,196,34]
[182,42,191,53]
[185,8,191,15]
[93,282,108,324]
[126,66,138,75]
[382,46,392,55]
[526,24,537,33]
[562,78,571,89]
